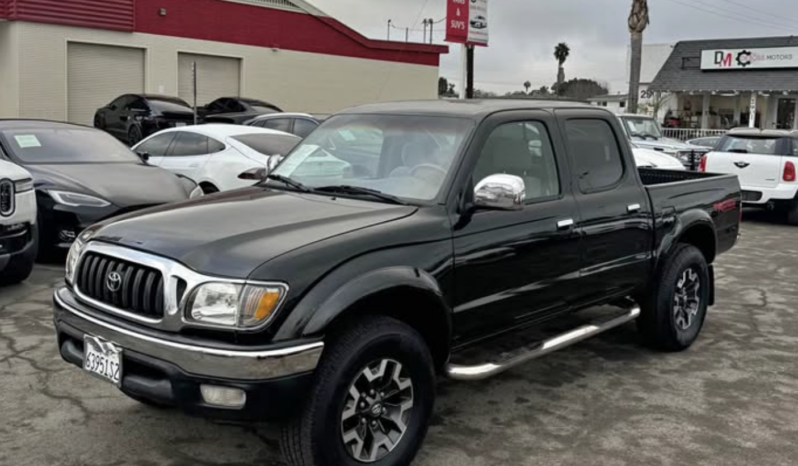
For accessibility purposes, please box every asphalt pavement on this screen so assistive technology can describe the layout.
[2,210,798,466]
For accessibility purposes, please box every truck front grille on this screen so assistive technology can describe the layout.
[0,180,14,217]
[76,252,165,319]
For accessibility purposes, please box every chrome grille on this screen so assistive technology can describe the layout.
[76,252,165,319]
[0,180,14,217]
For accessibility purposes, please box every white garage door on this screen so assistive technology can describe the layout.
[67,43,145,126]
[178,53,241,107]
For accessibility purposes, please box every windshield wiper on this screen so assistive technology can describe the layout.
[266,174,310,192]
[313,185,409,205]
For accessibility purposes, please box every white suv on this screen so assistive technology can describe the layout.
[0,160,37,284]
[702,128,798,224]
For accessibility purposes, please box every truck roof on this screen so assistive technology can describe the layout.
[727,127,798,137]
[338,99,595,119]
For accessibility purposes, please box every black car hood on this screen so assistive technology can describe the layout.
[93,188,417,278]
[27,163,190,208]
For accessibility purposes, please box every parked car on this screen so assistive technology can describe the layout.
[687,136,722,149]
[245,113,321,138]
[201,97,283,125]
[94,94,195,146]
[0,160,37,284]
[632,146,686,170]
[0,120,203,256]
[701,128,798,224]
[53,100,740,466]
[132,124,301,194]
[617,114,709,169]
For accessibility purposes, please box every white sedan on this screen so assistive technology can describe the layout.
[132,125,301,193]
[632,146,686,171]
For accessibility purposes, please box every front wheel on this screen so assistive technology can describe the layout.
[638,244,710,352]
[281,316,435,466]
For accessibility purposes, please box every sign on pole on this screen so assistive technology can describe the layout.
[445,0,489,47]
[192,62,198,125]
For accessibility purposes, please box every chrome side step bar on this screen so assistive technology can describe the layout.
[444,304,641,381]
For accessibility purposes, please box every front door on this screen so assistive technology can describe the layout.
[452,112,582,343]
[161,131,212,180]
[557,111,654,306]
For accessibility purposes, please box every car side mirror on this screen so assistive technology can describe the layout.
[136,151,150,162]
[473,174,525,211]
[238,167,269,181]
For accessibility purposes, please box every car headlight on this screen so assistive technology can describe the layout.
[49,190,110,208]
[14,178,34,193]
[65,230,95,285]
[186,282,287,329]
[189,186,204,199]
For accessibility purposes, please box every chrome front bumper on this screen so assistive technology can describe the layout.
[53,287,324,381]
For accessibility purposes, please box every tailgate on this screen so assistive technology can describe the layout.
[706,151,781,188]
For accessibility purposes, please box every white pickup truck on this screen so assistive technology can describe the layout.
[702,128,798,224]
[0,160,37,284]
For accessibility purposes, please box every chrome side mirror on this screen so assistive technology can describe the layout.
[474,174,525,211]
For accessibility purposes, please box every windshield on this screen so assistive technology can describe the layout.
[622,117,663,140]
[270,114,474,202]
[0,128,141,164]
[717,136,782,155]
[232,134,301,156]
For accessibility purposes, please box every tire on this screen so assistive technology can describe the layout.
[281,316,435,466]
[94,114,104,130]
[128,126,143,147]
[0,224,37,285]
[787,199,798,226]
[638,244,710,352]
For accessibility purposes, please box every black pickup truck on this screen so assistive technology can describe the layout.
[53,100,741,466]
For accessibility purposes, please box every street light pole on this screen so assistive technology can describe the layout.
[387,19,391,40]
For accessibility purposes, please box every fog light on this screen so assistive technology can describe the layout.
[58,230,76,242]
[200,385,246,409]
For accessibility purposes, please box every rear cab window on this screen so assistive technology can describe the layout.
[564,119,625,192]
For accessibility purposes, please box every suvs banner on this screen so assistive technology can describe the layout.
[445,0,489,47]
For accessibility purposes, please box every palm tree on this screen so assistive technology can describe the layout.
[524,81,532,94]
[554,43,570,96]
[627,0,650,114]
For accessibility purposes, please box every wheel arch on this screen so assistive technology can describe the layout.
[301,267,453,371]
[657,209,717,267]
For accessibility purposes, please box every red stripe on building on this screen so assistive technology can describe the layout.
[4,0,134,30]
[0,0,7,19]
[134,0,446,66]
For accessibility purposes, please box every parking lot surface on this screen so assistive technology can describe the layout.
[2,211,798,466]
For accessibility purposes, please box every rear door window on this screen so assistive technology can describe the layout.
[564,119,625,192]
[169,132,210,156]
[262,118,292,133]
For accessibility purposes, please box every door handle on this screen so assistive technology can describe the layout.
[557,219,575,230]
[627,203,641,213]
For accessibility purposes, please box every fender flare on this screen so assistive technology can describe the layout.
[300,266,452,338]
[655,208,717,270]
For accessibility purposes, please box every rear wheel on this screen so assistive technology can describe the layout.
[638,244,710,352]
[787,199,798,225]
[94,114,104,129]
[128,126,143,147]
[281,316,435,466]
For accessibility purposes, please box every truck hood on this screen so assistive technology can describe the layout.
[0,160,32,181]
[632,138,699,153]
[632,147,685,170]
[92,188,417,277]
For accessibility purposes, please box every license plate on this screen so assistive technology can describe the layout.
[175,122,187,127]
[83,335,123,386]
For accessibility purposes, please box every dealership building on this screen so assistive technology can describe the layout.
[0,0,447,125]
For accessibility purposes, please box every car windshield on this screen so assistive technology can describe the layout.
[717,136,782,155]
[231,134,301,156]
[623,117,663,140]
[149,97,192,113]
[0,127,141,164]
[270,114,474,203]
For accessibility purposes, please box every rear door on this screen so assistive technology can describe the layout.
[160,131,213,180]
[558,110,654,306]
[706,135,787,188]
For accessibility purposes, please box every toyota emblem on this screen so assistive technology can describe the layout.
[106,271,122,293]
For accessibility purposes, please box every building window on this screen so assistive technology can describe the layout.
[620,101,626,108]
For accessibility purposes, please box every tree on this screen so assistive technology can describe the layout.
[537,86,550,96]
[474,88,497,98]
[523,81,532,94]
[554,78,608,101]
[438,77,449,96]
[627,0,650,114]
[554,43,570,96]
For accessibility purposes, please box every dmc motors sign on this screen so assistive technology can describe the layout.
[701,47,798,70]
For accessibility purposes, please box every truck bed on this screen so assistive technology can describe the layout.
[639,168,741,258]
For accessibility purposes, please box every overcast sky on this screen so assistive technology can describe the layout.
[310,0,798,94]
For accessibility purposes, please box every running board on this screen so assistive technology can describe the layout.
[444,304,641,381]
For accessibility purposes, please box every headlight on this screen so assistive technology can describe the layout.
[189,186,204,199]
[49,190,110,208]
[65,230,95,284]
[187,282,287,329]
[14,178,34,193]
